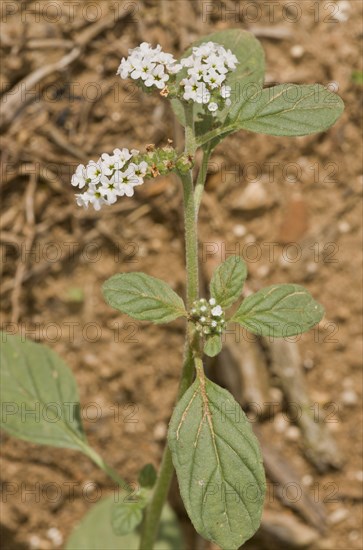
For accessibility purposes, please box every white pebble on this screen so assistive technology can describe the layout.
[290,45,304,58]
[302,474,314,486]
[233,224,247,237]
[341,389,358,406]
[47,527,63,547]
[153,421,167,441]
[329,508,349,525]
[256,264,270,278]
[285,425,300,441]
[338,220,351,234]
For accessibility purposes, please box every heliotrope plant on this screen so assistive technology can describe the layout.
[1,30,344,550]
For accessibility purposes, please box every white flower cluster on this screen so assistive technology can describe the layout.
[117,42,181,91]
[180,41,238,113]
[71,148,148,210]
[117,41,238,114]
[191,298,226,336]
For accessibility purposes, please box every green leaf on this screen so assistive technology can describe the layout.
[203,335,222,358]
[210,255,247,308]
[102,273,186,324]
[168,377,265,550]
[66,496,184,550]
[231,284,324,337]
[233,84,344,136]
[138,463,157,489]
[0,333,86,450]
[172,29,265,144]
[111,496,147,536]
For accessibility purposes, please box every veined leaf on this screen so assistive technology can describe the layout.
[0,333,86,450]
[111,495,147,536]
[233,83,344,136]
[102,272,186,324]
[210,255,247,308]
[203,334,222,358]
[66,496,183,550]
[168,377,265,549]
[231,284,324,337]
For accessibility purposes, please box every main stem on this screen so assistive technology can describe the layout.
[138,106,199,550]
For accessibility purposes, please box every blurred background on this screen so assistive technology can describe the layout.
[0,1,362,549]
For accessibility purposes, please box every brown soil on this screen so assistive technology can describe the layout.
[1,1,362,550]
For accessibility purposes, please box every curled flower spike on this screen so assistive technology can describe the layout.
[190,298,226,336]
[70,144,189,211]
[71,148,148,210]
[179,41,238,114]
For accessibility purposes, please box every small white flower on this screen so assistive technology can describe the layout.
[71,164,87,188]
[200,305,207,312]
[85,160,102,183]
[209,298,216,306]
[211,305,223,317]
[220,85,231,99]
[145,65,169,89]
[200,316,206,322]
[208,102,218,112]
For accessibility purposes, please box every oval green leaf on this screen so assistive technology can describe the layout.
[66,496,184,550]
[233,83,344,136]
[231,284,324,337]
[111,498,146,536]
[168,377,265,550]
[0,333,86,450]
[203,334,222,358]
[138,463,157,489]
[210,255,247,308]
[102,272,186,324]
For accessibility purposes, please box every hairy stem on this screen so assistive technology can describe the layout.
[138,104,201,550]
[194,145,212,215]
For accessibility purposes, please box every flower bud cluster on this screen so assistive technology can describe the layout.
[71,145,186,210]
[180,41,238,114]
[117,42,181,92]
[190,298,226,336]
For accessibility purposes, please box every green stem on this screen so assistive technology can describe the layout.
[80,442,130,490]
[194,145,212,215]
[138,104,200,550]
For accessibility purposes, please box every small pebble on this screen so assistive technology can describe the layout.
[303,357,315,370]
[328,508,349,525]
[256,264,270,278]
[47,527,63,547]
[285,425,300,441]
[338,220,351,234]
[306,262,318,274]
[111,112,122,122]
[302,474,314,486]
[274,413,288,433]
[233,224,247,237]
[153,421,167,441]
[290,45,305,59]
[341,389,358,406]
